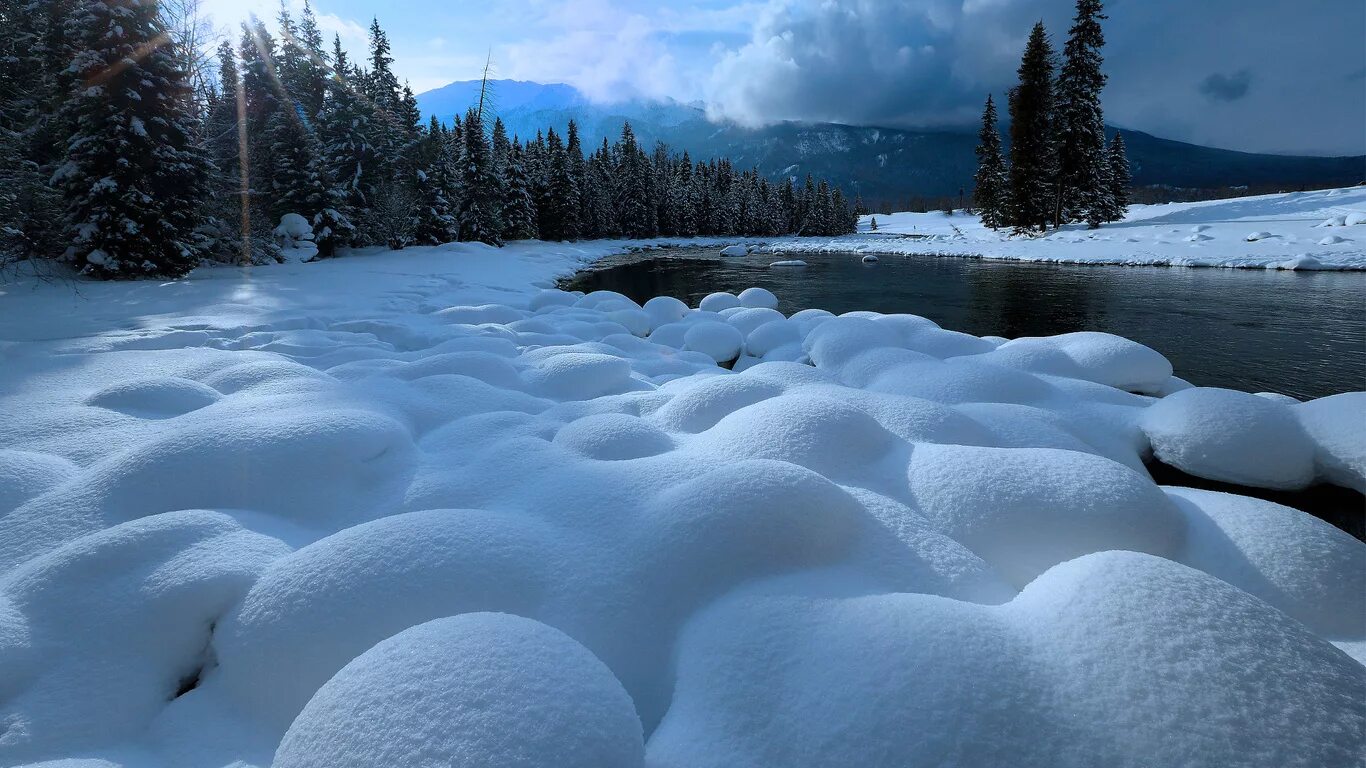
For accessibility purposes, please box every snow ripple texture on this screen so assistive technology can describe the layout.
[0,247,1362,768]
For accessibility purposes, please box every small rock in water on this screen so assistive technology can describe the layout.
[769,260,807,268]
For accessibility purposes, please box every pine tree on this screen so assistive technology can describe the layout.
[319,35,374,243]
[1105,131,1131,222]
[53,0,209,277]
[1056,0,1109,228]
[564,120,586,240]
[239,17,281,214]
[614,122,654,238]
[293,0,328,119]
[1008,22,1058,232]
[870,216,878,231]
[500,140,538,241]
[412,116,458,245]
[973,94,1009,229]
[456,107,501,245]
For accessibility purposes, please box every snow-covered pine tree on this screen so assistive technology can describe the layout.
[1105,131,1131,222]
[870,216,878,231]
[239,17,282,215]
[797,175,817,234]
[364,18,403,180]
[614,122,655,238]
[563,120,586,240]
[588,140,618,238]
[537,127,565,240]
[973,94,1009,229]
[814,180,834,236]
[1056,0,1109,228]
[319,35,374,244]
[547,134,581,241]
[500,139,538,241]
[778,177,797,233]
[1,1,66,264]
[671,151,697,237]
[412,115,458,245]
[292,0,328,119]
[456,107,501,245]
[831,187,854,235]
[1008,22,1058,232]
[266,94,352,256]
[53,0,209,278]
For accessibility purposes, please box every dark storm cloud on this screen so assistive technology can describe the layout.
[703,0,1366,155]
[1199,70,1252,102]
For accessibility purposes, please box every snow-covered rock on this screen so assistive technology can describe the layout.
[698,292,742,312]
[683,321,744,363]
[719,244,748,257]
[1142,387,1317,489]
[737,286,779,309]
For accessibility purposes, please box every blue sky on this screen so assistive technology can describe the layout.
[204,0,1366,155]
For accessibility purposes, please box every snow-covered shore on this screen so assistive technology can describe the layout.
[771,185,1366,270]
[0,200,1363,767]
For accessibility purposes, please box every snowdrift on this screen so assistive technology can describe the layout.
[0,230,1362,768]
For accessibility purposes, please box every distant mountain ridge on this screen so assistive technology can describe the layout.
[417,80,1365,201]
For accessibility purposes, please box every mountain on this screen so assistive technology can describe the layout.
[418,80,1365,201]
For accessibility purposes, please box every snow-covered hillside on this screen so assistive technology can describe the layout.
[779,185,1366,269]
[0,199,1363,767]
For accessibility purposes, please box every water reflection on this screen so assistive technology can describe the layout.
[561,248,1366,400]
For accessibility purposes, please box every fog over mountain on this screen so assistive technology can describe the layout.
[419,79,1365,202]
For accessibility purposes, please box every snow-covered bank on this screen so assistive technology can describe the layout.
[0,236,1363,767]
[774,186,1366,270]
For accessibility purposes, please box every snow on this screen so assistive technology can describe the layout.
[774,186,1366,270]
[1142,387,1318,489]
[273,613,644,768]
[0,223,1362,768]
[719,244,748,256]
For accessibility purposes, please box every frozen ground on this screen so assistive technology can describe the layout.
[775,185,1366,270]
[0,206,1363,767]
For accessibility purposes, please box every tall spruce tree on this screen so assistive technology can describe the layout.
[1105,131,1131,222]
[500,140,538,241]
[319,35,373,238]
[412,117,458,245]
[54,0,209,277]
[456,107,500,245]
[973,94,1009,229]
[1008,22,1058,232]
[1056,0,1109,228]
[564,120,586,240]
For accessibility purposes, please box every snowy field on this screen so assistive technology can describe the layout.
[0,195,1364,767]
[774,185,1366,270]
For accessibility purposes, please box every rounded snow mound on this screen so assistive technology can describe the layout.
[697,292,741,312]
[1295,392,1366,491]
[651,551,1365,768]
[274,613,644,768]
[988,332,1172,393]
[683,321,744,363]
[1143,387,1316,489]
[215,509,555,729]
[85,376,221,418]
[737,286,778,309]
[908,444,1183,586]
[554,413,674,460]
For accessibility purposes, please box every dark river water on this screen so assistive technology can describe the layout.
[561,247,1366,400]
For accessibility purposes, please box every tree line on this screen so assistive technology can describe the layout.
[0,0,855,280]
[973,0,1131,233]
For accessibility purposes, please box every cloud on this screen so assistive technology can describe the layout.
[699,0,1366,154]
[1198,70,1252,102]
